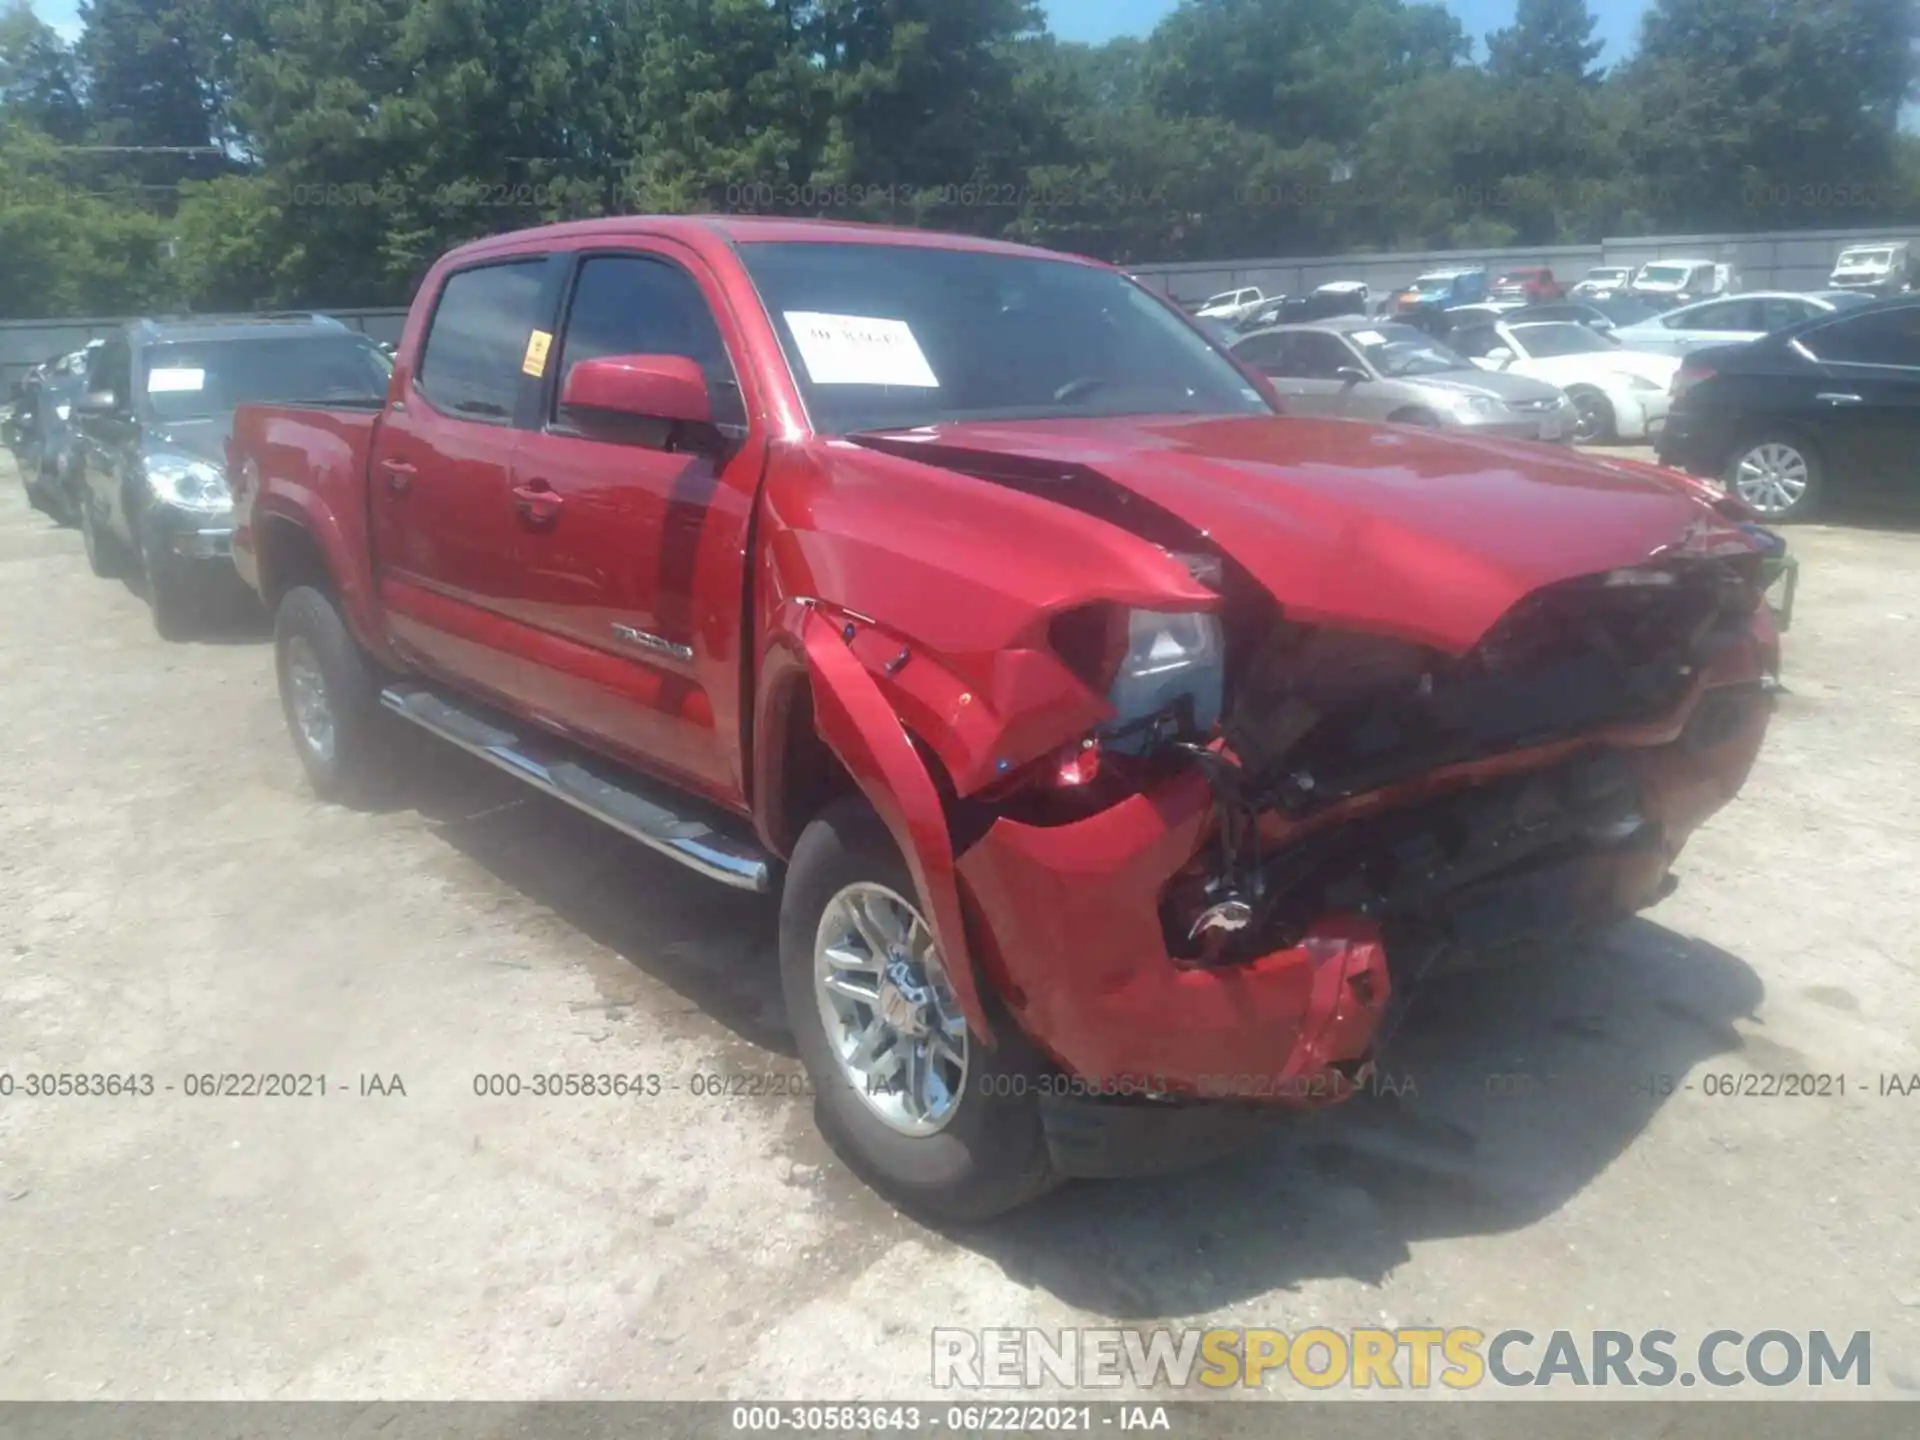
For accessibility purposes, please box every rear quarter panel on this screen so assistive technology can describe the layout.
[230,404,391,659]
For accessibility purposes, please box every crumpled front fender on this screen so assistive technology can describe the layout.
[799,606,993,1043]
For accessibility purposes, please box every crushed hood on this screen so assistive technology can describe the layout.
[848,414,1755,654]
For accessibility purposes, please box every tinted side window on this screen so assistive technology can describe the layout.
[1760,298,1814,331]
[1287,333,1352,379]
[1679,300,1753,331]
[1801,306,1920,366]
[90,341,131,403]
[415,260,548,421]
[1450,325,1501,359]
[553,254,740,426]
[1231,332,1286,369]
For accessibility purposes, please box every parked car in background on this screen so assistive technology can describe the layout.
[1490,267,1566,304]
[7,352,89,522]
[225,214,1780,1218]
[1657,296,1920,521]
[1630,260,1737,307]
[72,313,392,638]
[1828,241,1915,296]
[1506,296,1662,334]
[1229,318,1576,441]
[1195,286,1267,322]
[1569,266,1637,300]
[1447,318,1680,443]
[1391,267,1489,316]
[1607,291,1872,358]
[1236,282,1370,332]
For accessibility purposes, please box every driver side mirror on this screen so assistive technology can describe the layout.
[561,354,712,425]
[1484,347,1515,368]
[1334,366,1371,386]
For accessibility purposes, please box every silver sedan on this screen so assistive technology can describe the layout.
[1229,318,1578,442]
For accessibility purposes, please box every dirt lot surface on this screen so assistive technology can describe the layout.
[1,452,1917,1402]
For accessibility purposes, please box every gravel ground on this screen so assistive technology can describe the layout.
[1,451,1917,1402]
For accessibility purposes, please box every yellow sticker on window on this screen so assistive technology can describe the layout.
[521,329,553,377]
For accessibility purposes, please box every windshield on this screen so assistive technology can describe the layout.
[1637,264,1693,285]
[139,335,391,421]
[1410,275,1459,295]
[739,242,1272,433]
[1350,323,1470,377]
[1587,269,1631,283]
[1510,323,1618,357]
[1837,248,1893,267]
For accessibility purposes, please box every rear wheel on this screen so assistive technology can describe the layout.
[274,585,389,803]
[780,796,1060,1221]
[1724,436,1822,522]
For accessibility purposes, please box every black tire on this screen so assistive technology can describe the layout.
[1568,387,1617,445]
[79,493,127,579]
[140,523,198,642]
[274,585,389,803]
[780,796,1060,1222]
[1722,433,1824,523]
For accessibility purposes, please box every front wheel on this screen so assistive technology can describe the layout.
[780,796,1060,1221]
[79,495,128,578]
[1568,387,1617,445]
[274,586,389,803]
[141,525,198,642]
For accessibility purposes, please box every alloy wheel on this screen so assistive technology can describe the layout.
[1731,442,1810,517]
[813,882,968,1137]
[283,634,337,765]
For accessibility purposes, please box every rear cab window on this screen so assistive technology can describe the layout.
[415,261,551,423]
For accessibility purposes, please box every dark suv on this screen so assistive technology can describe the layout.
[72,314,392,638]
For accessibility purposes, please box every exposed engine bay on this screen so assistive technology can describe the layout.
[1165,552,1770,972]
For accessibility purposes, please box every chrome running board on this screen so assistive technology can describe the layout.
[379,683,773,893]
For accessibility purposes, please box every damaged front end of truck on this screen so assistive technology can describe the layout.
[773,418,1779,1176]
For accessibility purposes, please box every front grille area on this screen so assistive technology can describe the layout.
[1224,559,1762,819]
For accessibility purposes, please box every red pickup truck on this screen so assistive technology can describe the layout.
[229,216,1779,1219]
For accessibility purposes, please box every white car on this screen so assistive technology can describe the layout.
[1607,291,1873,358]
[1194,286,1267,322]
[1629,259,1737,304]
[1569,266,1636,299]
[1445,319,1679,444]
[1829,241,1914,295]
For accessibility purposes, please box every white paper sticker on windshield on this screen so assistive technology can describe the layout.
[784,312,939,388]
[1351,330,1386,346]
[147,367,206,393]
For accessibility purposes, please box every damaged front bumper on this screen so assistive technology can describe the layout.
[954,625,1775,1174]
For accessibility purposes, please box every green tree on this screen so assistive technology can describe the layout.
[1623,0,1918,229]
[1486,0,1605,82]
[0,1,85,141]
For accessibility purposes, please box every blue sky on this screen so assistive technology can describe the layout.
[35,1,1651,58]
[1049,0,1652,64]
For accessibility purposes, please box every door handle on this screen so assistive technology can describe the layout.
[379,457,417,494]
[512,480,564,525]
[1816,392,1864,405]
